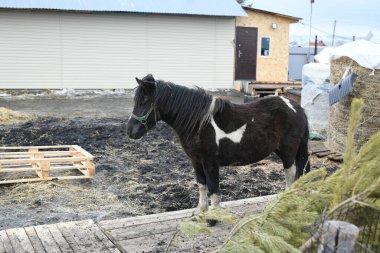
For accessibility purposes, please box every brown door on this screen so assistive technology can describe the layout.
[235,27,258,80]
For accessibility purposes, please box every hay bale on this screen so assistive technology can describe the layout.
[328,56,380,152]
[0,107,33,125]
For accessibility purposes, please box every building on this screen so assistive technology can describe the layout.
[0,0,245,89]
[235,7,301,85]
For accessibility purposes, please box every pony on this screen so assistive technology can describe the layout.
[127,74,310,214]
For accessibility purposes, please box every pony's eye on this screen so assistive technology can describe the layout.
[142,98,150,105]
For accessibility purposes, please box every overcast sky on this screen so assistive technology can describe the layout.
[248,0,380,45]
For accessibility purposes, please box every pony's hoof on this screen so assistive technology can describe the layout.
[209,205,221,211]
[206,219,219,227]
[193,206,208,216]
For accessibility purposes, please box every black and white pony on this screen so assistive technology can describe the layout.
[127,74,310,214]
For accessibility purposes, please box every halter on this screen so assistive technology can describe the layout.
[131,103,156,130]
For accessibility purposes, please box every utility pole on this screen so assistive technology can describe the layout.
[307,0,315,63]
[332,20,336,46]
[314,35,318,56]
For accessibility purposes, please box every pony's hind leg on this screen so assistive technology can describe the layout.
[192,160,208,215]
[275,149,298,188]
[284,164,296,188]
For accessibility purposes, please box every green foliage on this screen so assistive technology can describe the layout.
[180,99,380,252]
[200,208,236,224]
[179,208,236,239]
[179,219,211,238]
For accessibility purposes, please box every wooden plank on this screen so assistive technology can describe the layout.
[5,228,35,253]
[71,145,94,158]
[106,200,268,242]
[250,84,301,89]
[37,160,49,179]
[168,223,232,253]
[315,151,334,158]
[99,195,275,231]
[0,146,73,150]
[328,154,343,162]
[87,224,121,253]
[0,157,87,165]
[0,151,80,158]
[311,149,331,155]
[107,219,181,241]
[47,225,74,253]
[0,231,14,253]
[117,222,233,253]
[24,227,46,253]
[1,167,37,172]
[0,175,92,185]
[1,165,86,173]
[0,240,5,253]
[57,220,109,252]
[48,175,92,180]
[34,225,61,253]
[117,232,173,253]
[52,224,86,253]
[71,147,95,176]
[57,220,118,253]
[0,178,43,185]
[99,209,194,231]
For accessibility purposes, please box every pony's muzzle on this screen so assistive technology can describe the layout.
[127,121,145,139]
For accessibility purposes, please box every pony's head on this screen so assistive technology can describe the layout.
[127,74,158,139]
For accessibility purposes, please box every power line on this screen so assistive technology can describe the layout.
[299,22,354,40]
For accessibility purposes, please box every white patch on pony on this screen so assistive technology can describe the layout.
[211,117,247,147]
[284,164,296,188]
[194,184,208,214]
[279,96,296,113]
[251,117,254,122]
[210,194,221,209]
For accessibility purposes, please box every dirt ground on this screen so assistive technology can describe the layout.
[0,91,339,230]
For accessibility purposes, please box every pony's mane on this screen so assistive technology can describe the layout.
[136,80,226,138]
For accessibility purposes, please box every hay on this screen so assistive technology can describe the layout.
[328,56,380,152]
[0,107,33,125]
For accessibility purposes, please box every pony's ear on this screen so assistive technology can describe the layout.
[138,74,156,91]
[135,77,143,85]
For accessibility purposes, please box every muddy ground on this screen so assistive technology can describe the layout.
[0,92,338,230]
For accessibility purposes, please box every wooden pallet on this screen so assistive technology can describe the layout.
[243,83,302,96]
[309,141,343,162]
[0,145,95,184]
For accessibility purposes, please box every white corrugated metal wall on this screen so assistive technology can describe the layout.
[0,10,235,89]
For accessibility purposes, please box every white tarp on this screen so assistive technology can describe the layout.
[301,63,330,130]
[329,40,380,70]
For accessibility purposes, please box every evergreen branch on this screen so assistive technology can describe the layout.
[213,214,263,252]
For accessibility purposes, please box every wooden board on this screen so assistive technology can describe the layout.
[99,195,275,253]
[309,141,344,163]
[0,220,121,253]
[0,145,95,184]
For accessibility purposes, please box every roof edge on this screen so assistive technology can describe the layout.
[243,7,301,22]
[0,7,243,17]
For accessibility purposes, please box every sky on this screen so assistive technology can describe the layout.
[246,0,380,46]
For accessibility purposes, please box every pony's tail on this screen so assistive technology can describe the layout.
[295,123,310,179]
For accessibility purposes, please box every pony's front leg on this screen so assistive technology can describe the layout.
[203,160,221,210]
[192,161,208,215]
